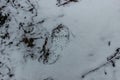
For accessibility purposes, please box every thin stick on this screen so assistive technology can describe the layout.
[81,48,120,79]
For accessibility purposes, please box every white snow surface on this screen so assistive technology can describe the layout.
[1,0,120,80]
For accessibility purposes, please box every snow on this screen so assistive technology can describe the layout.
[1,0,120,80]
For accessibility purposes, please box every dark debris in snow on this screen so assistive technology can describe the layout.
[0,0,72,79]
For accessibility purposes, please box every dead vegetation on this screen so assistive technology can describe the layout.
[81,48,120,79]
[56,0,78,7]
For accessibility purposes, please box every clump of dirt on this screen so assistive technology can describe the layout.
[0,12,9,26]
[21,37,35,48]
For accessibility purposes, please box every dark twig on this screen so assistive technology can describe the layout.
[81,48,120,79]
[57,0,78,7]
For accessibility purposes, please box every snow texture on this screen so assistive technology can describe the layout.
[1,0,120,80]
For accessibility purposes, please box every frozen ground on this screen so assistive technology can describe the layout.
[1,0,120,80]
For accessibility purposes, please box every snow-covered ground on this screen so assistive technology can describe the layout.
[1,0,120,80]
